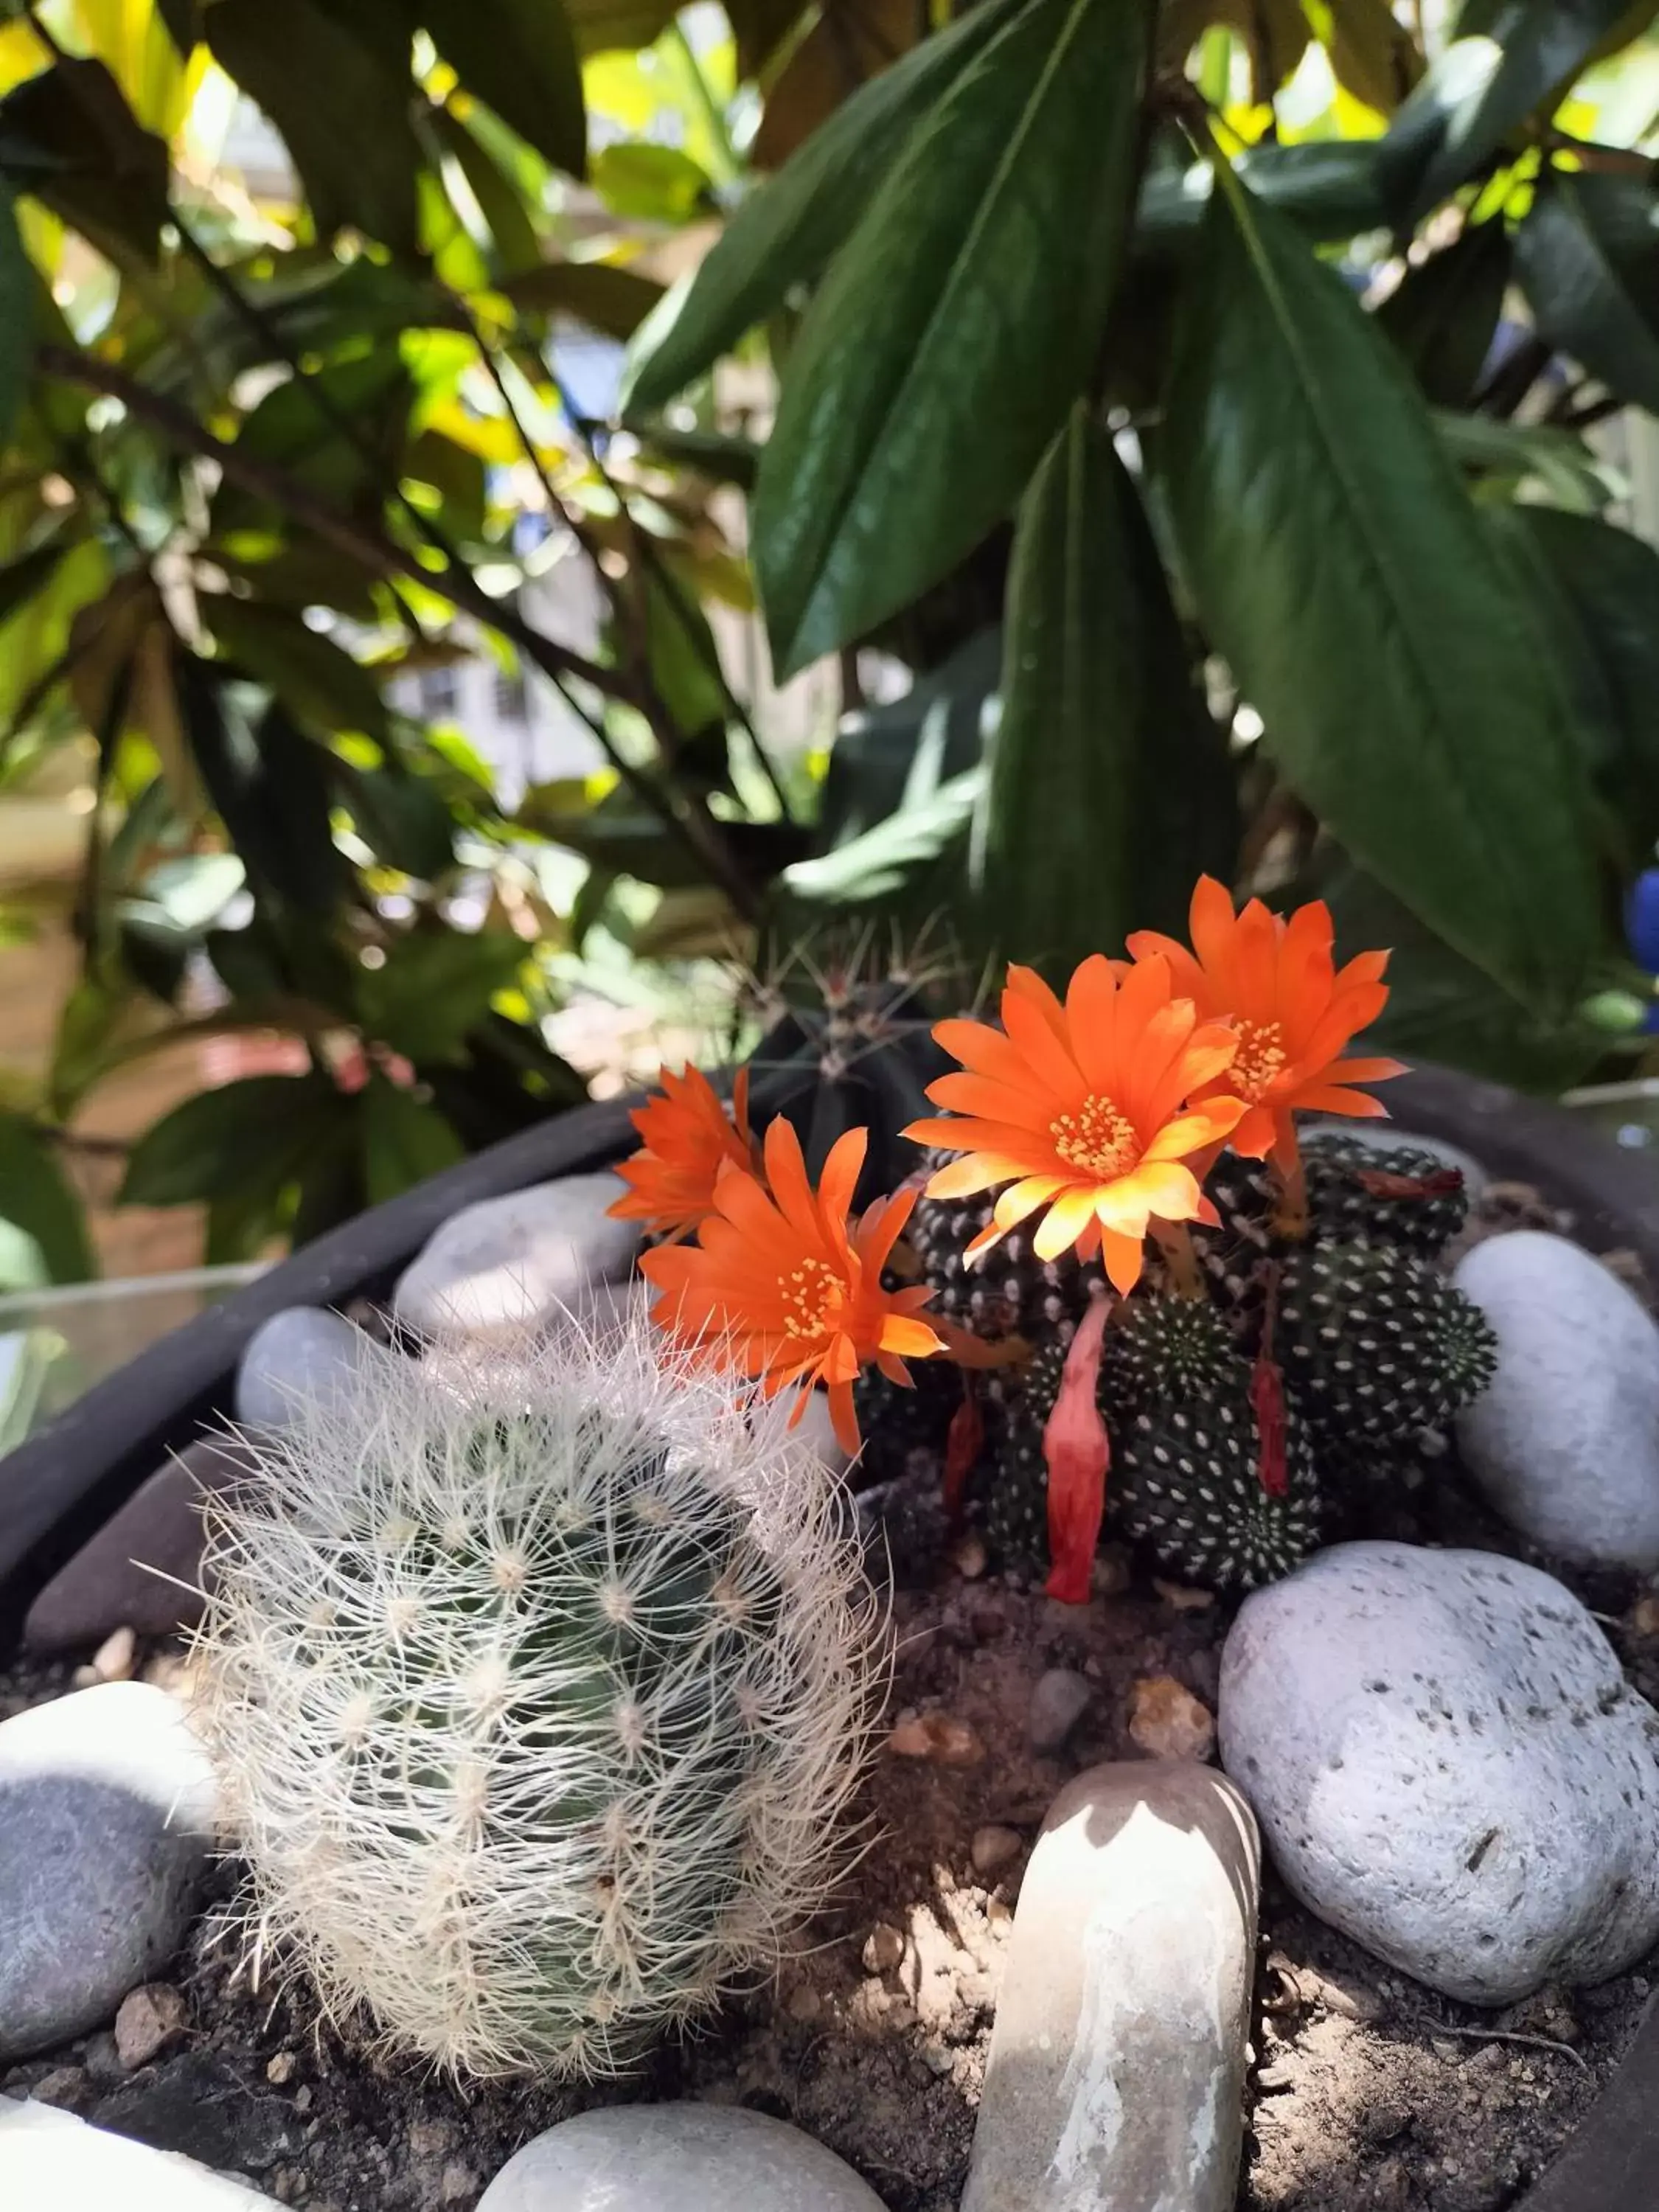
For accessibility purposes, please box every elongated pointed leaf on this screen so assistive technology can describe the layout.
[506,258,664,339]
[1136,139,1408,251]
[121,1074,344,1206]
[178,656,345,914]
[0,1111,94,1283]
[984,406,1236,978]
[205,597,390,741]
[419,0,586,178]
[0,187,27,453]
[1392,0,1649,215]
[361,1072,464,1205]
[754,0,1151,677]
[0,60,169,262]
[1161,177,1605,1009]
[201,0,423,255]
[1374,219,1511,406]
[621,0,1026,417]
[1485,502,1659,870]
[1515,170,1659,414]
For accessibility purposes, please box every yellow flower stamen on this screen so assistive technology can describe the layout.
[1229,1018,1288,1102]
[1049,1093,1140,1180]
[779,1256,842,1340]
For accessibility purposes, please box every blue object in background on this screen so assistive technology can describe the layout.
[1624,867,1659,1031]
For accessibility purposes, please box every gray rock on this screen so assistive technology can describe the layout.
[1027,1666,1093,1754]
[393,1173,640,1340]
[1304,1119,1488,1197]
[23,1439,258,1654]
[0,1683,218,2059]
[234,1307,385,1433]
[475,2104,886,2210]
[0,2096,278,2205]
[1455,1231,1659,1567]
[1220,1541,1659,2004]
[91,2051,305,2174]
[962,1761,1259,2212]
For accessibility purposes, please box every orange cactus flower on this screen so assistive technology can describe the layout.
[639,1114,945,1454]
[903,955,1248,1296]
[608,1065,755,1241]
[1126,877,1405,1170]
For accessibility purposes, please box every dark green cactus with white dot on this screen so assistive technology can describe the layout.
[866,1132,1497,1593]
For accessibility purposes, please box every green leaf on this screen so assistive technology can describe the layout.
[177,656,346,913]
[1374,219,1511,406]
[621,0,1028,417]
[1135,139,1405,253]
[0,59,169,262]
[339,763,457,879]
[420,0,586,177]
[1484,501,1659,869]
[983,405,1236,978]
[201,0,424,255]
[819,626,1000,847]
[1433,406,1617,508]
[358,928,527,1061]
[120,1074,344,1206]
[504,258,666,339]
[631,422,759,487]
[425,103,544,278]
[1325,860,1606,1091]
[1161,174,1606,1010]
[361,1071,464,1206]
[590,142,714,223]
[204,597,391,740]
[0,187,27,454]
[0,1111,94,1283]
[785,768,986,904]
[1391,0,1652,215]
[0,529,69,627]
[217,352,412,536]
[1515,169,1659,414]
[754,0,1152,678]
[563,0,682,55]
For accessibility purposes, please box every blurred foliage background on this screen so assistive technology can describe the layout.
[0,0,1657,1290]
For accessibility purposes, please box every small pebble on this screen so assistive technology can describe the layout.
[886,1713,985,1766]
[31,2068,85,2108]
[1632,1595,1659,1637]
[862,1923,905,1974]
[1128,1674,1216,1761]
[440,2162,478,2202]
[1026,1668,1092,1754]
[91,1627,138,1683]
[1094,1545,1132,1596]
[950,1532,989,1580]
[114,1982,188,2069]
[265,2053,296,2086]
[1153,1578,1215,1612]
[785,1984,822,2023]
[971,1825,1025,1878]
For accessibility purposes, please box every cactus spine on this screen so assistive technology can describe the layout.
[193,1323,882,2079]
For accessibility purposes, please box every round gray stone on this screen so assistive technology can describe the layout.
[0,1683,218,2059]
[1026,1667,1093,1754]
[475,2105,885,2210]
[1455,1230,1659,1567]
[392,1173,641,1340]
[1220,1541,1659,2004]
[235,1307,385,1434]
[962,1761,1259,2212]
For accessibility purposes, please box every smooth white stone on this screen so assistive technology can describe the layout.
[0,2097,278,2205]
[234,1307,383,1433]
[392,1173,640,1340]
[475,2104,886,2210]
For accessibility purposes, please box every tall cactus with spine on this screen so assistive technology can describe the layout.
[192,1321,883,2079]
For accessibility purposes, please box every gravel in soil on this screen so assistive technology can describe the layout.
[3,1186,1656,2210]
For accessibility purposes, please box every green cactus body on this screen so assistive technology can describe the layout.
[1098,1294,1241,1413]
[1277,1238,1498,1444]
[908,1158,1109,1348]
[195,1330,880,2079]
[1114,1397,1323,1590]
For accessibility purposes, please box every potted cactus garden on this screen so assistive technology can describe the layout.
[7,875,1659,2211]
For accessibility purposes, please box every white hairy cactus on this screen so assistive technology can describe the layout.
[192,1319,884,2079]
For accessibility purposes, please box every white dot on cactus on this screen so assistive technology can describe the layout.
[490,1548,529,1594]
[439,1515,472,1551]
[378,1514,417,1551]
[384,1593,424,1638]
[336,1691,376,1747]
[599,1579,636,1627]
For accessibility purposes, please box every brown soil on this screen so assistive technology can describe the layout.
[3,1185,1657,2210]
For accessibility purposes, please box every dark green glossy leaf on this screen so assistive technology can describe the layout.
[425,103,543,277]
[0,530,68,627]
[420,0,585,176]
[563,0,682,54]
[357,928,527,1061]
[1375,219,1511,406]
[1391,0,1651,215]
[786,769,987,905]
[621,0,1027,417]
[361,1071,464,1206]
[201,0,423,255]
[204,597,390,740]
[504,258,666,339]
[1485,502,1659,870]
[0,60,168,262]
[1161,175,1605,1009]
[177,657,346,913]
[754,0,1151,677]
[121,1073,344,1206]
[632,423,759,488]
[0,1111,94,1283]
[1433,406,1615,507]
[1515,169,1659,413]
[819,626,1000,848]
[1135,139,1405,253]
[0,187,27,453]
[1325,860,1606,1091]
[217,352,412,535]
[339,763,457,879]
[983,405,1236,978]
